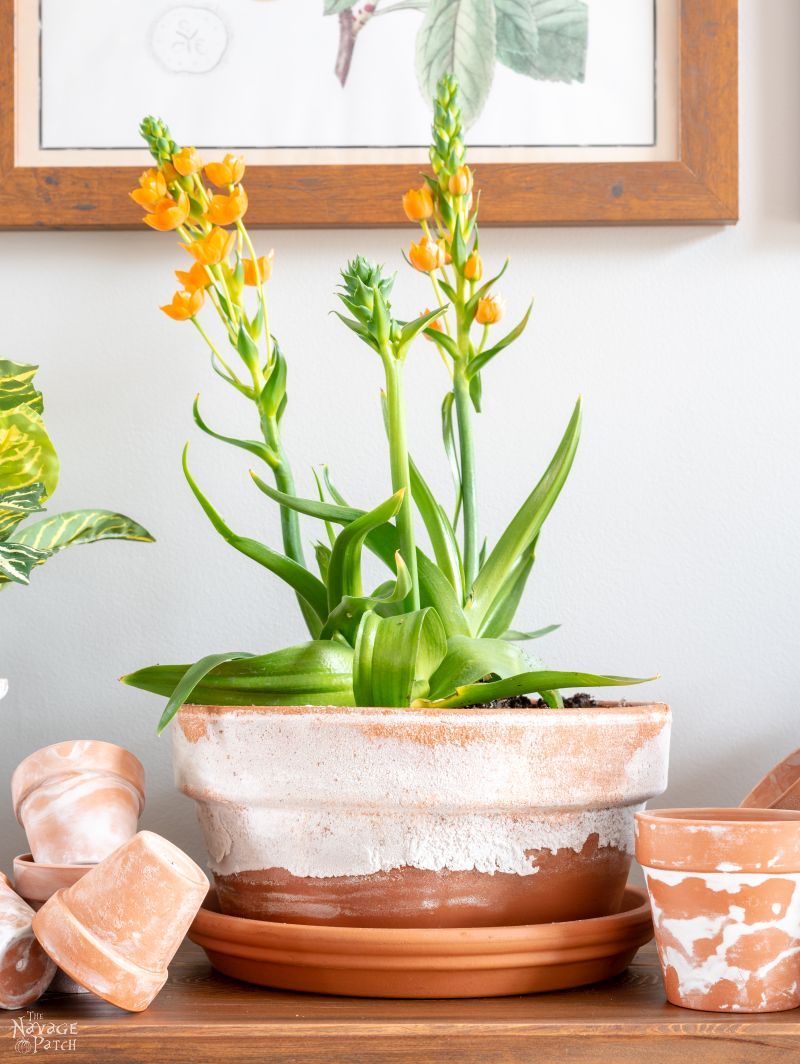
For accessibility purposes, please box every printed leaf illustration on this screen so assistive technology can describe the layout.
[417,0,497,126]
[499,0,588,83]
[324,0,358,12]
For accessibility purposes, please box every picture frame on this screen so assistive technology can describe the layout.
[0,0,738,229]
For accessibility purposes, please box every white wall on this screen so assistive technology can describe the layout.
[2,1,797,873]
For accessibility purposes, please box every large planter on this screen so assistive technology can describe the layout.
[174,702,671,928]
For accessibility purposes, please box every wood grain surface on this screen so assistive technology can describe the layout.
[3,941,795,1063]
[0,0,738,228]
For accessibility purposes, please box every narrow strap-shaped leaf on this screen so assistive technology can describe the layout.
[0,541,50,586]
[321,551,411,643]
[398,305,450,353]
[193,396,278,467]
[477,538,537,638]
[467,398,581,628]
[465,258,510,318]
[183,447,328,626]
[409,454,463,599]
[250,474,363,524]
[327,490,404,610]
[427,635,533,701]
[503,625,561,641]
[467,301,534,378]
[154,651,254,734]
[414,669,655,709]
[353,608,447,707]
[441,392,463,528]
[12,510,155,554]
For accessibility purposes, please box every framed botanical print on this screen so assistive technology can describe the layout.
[0,0,738,228]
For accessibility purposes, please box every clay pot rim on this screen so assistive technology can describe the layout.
[13,853,95,873]
[181,700,669,719]
[11,739,145,820]
[636,807,800,873]
[191,886,651,953]
[740,746,800,809]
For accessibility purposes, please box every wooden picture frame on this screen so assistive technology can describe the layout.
[0,0,737,229]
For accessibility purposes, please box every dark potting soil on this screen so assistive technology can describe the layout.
[482,693,599,709]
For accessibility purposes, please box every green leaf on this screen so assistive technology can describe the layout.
[0,540,50,586]
[353,608,447,706]
[122,641,356,719]
[183,446,329,626]
[321,552,412,643]
[465,259,509,319]
[0,361,43,415]
[0,483,45,541]
[441,392,462,527]
[314,541,332,582]
[327,490,405,610]
[503,625,560,640]
[467,398,581,628]
[521,0,589,83]
[157,651,254,734]
[427,634,532,700]
[10,510,154,557]
[398,306,450,353]
[477,538,536,636]
[259,344,287,420]
[409,455,463,598]
[417,0,497,127]
[250,474,363,525]
[324,0,358,13]
[494,0,539,75]
[236,322,260,374]
[467,301,533,378]
[0,403,59,499]
[193,395,278,468]
[415,669,653,709]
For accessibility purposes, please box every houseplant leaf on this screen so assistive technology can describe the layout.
[0,404,59,498]
[10,510,155,554]
[0,361,43,414]
[327,490,405,610]
[426,634,533,700]
[0,541,51,586]
[353,608,447,707]
[0,484,46,541]
[415,669,654,709]
[417,0,497,126]
[477,538,537,637]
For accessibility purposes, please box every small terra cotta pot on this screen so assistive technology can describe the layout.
[13,854,93,995]
[174,702,671,928]
[11,740,145,864]
[636,808,800,1013]
[32,830,209,1012]
[0,872,55,1010]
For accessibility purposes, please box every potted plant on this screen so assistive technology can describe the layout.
[122,77,670,929]
[1,360,153,699]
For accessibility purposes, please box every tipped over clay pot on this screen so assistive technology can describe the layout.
[32,830,209,1012]
[637,808,800,1013]
[0,872,55,1010]
[174,702,671,928]
[12,740,145,864]
[741,747,800,810]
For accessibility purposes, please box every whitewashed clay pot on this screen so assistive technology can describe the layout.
[0,872,55,1009]
[637,808,800,1012]
[174,702,671,928]
[11,741,145,864]
[13,855,92,994]
[32,831,209,1012]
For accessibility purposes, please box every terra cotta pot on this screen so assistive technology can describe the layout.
[174,702,671,928]
[636,807,800,1013]
[0,872,55,1009]
[11,740,145,864]
[32,830,209,1012]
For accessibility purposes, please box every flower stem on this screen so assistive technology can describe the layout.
[382,355,419,610]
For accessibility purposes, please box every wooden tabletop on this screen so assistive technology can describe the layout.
[4,942,797,1063]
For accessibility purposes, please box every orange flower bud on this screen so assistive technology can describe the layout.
[175,261,212,292]
[421,308,442,341]
[205,185,248,226]
[143,190,191,232]
[181,226,236,266]
[205,154,246,187]
[130,168,167,211]
[402,184,434,222]
[448,165,473,197]
[172,147,203,177]
[475,294,505,326]
[438,238,453,266]
[161,288,205,321]
[243,253,274,286]
[464,251,483,281]
[409,235,446,273]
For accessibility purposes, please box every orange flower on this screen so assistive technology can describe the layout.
[175,261,212,292]
[243,253,274,286]
[205,154,246,187]
[161,288,205,321]
[464,251,483,281]
[402,184,434,222]
[172,147,203,177]
[181,226,236,266]
[143,190,190,231]
[438,238,453,266]
[130,168,167,211]
[475,294,505,326]
[409,235,446,273]
[421,308,442,341]
[448,165,473,197]
[205,185,248,226]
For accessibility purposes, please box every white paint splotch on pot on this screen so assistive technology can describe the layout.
[11,741,145,865]
[175,702,671,928]
[636,808,800,1013]
[0,873,55,1010]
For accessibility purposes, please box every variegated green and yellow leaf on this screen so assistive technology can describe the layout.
[0,404,59,498]
[0,361,43,415]
[0,484,46,541]
[0,541,51,586]
[10,510,155,555]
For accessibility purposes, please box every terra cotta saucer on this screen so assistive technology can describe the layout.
[188,886,653,998]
